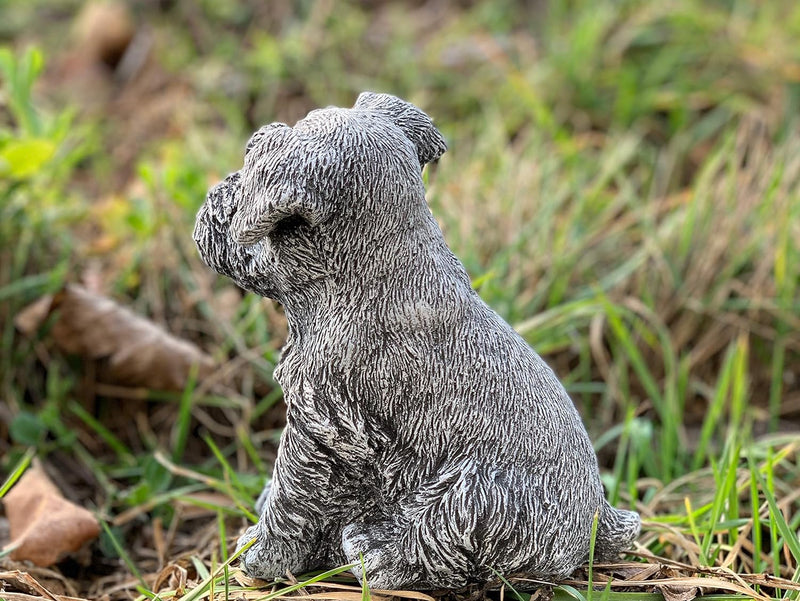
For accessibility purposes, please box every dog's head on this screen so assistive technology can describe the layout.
[193,92,446,303]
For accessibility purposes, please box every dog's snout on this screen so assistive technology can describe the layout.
[203,171,241,225]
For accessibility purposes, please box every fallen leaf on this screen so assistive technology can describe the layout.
[73,0,135,68]
[13,295,53,336]
[2,462,101,567]
[15,284,215,391]
[153,563,188,595]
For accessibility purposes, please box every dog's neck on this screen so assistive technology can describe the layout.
[279,208,473,341]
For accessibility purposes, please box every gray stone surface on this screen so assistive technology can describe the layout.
[193,92,640,590]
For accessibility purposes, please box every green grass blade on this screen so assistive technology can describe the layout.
[101,520,149,593]
[0,447,35,498]
[217,511,230,601]
[178,536,257,601]
[172,363,199,463]
[489,567,528,601]
[554,584,588,601]
[69,401,134,464]
[753,463,800,565]
[588,509,599,601]
[360,553,371,601]
[692,344,735,470]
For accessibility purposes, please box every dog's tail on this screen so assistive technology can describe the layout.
[593,500,640,560]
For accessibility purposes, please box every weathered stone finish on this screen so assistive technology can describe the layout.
[193,92,640,590]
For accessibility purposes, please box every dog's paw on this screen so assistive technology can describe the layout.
[237,524,271,578]
[341,522,413,590]
[236,524,291,581]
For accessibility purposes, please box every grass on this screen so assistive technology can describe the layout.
[1,0,800,599]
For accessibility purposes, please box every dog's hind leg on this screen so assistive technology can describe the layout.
[341,463,502,589]
[341,460,608,589]
[341,513,476,590]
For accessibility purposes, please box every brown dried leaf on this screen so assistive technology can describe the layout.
[73,0,135,67]
[14,296,54,336]
[2,463,101,568]
[16,284,214,391]
[153,563,188,595]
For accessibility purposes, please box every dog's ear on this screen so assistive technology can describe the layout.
[229,125,328,245]
[229,179,325,246]
[354,92,447,167]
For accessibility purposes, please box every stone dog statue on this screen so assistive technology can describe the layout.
[193,92,640,590]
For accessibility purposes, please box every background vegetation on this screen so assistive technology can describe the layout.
[1,1,799,600]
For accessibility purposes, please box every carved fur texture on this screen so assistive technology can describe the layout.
[193,92,640,590]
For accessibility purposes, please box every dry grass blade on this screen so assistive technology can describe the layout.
[370,589,437,601]
[217,588,433,601]
[227,571,436,601]
[0,594,88,601]
[560,554,800,599]
[298,581,436,601]
[290,594,370,601]
[563,575,768,599]
[15,284,215,390]
[658,583,698,601]
[0,570,89,601]
[0,571,59,600]
[293,594,428,601]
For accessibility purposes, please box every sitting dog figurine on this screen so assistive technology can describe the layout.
[193,92,640,589]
